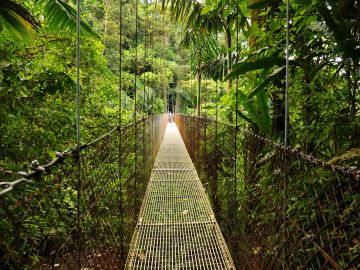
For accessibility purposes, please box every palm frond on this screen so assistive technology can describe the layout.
[225,55,299,81]
[199,36,228,81]
[255,89,271,135]
[237,89,272,136]
[248,67,285,99]
[37,0,100,39]
[316,3,360,60]
[0,0,38,40]
[162,0,195,20]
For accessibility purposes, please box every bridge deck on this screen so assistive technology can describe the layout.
[126,123,235,269]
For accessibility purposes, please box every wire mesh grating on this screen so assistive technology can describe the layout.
[151,169,199,181]
[153,161,195,170]
[126,123,235,269]
[128,223,234,270]
[0,114,169,269]
[175,113,360,269]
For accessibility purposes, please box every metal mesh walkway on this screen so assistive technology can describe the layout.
[125,123,235,269]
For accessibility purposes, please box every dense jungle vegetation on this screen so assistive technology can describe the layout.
[0,0,189,170]
[1,0,359,183]
[0,0,359,268]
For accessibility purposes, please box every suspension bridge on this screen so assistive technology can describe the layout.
[1,0,359,269]
[125,122,235,269]
[1,113,359,269]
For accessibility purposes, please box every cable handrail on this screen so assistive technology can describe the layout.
[0,115,161,197]
[175,113,359,269]
[176,113,360,180]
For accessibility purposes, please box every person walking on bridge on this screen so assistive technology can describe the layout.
[168,111,173,123]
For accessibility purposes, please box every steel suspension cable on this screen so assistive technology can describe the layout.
[144,0,148,116]
[151,2,158,160]
[151,5,155,114]
[145,0,150,115]
[118,0,124,258]
[134,0,139,212]
[75,0,81,268]
[142,0,148,195]
[197,46,202,116]
[134,0,138,122]
[234,0,239,218]
[193,46,196,116]
[283,0,290,268]
[162,7,167,112]
[285,1,290,147]
[204,79,207,117]
[215,33,219,127]
[215,78,218,135]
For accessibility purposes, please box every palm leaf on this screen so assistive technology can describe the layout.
[255,89,271,135]
[225,56,287,80]
[0,0,38,40]
[173,87,191,102]
[163,0,195,20]
[188,35,227,81]
[241,95,263,129]
[247,0,271,9]
[308,60,330,81]
[248,67,285,99]
[237,89,271,135]
[236,107,255,125]
[37,0,100,39]
[316,3,359,60]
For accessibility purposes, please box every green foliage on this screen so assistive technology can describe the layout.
[225,56,288,81]
[247,0,271,10]
[0,0,38,40]
[1,0,189,267]
[1,0,360,268]
[38,0,100,38]
[0,0,99,41]
[248,67,285,99]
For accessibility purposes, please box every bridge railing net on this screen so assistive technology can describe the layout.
[175,113,359,270]
[0,114,167,269]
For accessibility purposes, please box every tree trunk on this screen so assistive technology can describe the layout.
[248,0,260,48]
[103,0,110,48]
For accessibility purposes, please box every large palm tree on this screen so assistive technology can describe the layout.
[0,0,99,40]
[163,0,248,89]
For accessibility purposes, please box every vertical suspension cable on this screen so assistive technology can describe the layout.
[215,79,218,122]
[75,0,81,268]
[188,76,191,114]
[142,0,148,197]
[204,79,207,117]
[193,46,196,116]
[151,3,157,160]
[144,0,148,117]
[134,0,138,213]
[234,0,239,218]
[134,0,138,123]
[285,0,289,147]
[151,6,155,115]
[145,0,150,115]
[197,46,202,116]
[215,33,219,125]
[118,0,124,259]
[162,7,167,112]
[283,0,290,268]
